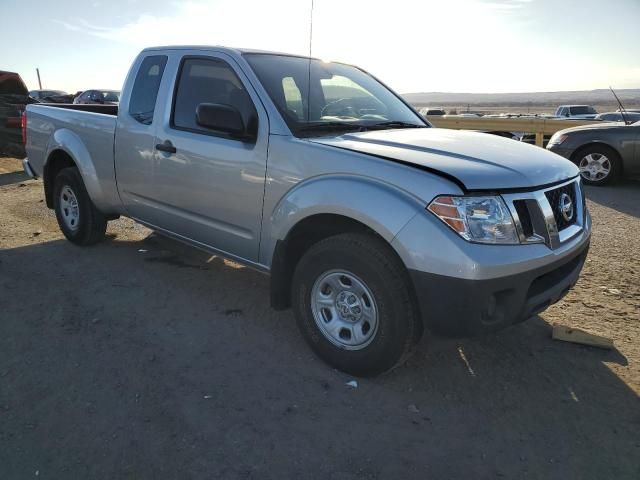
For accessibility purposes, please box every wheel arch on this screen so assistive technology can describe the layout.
[43,149,77,208]
[266,175,424,311]
[270,213,418,312]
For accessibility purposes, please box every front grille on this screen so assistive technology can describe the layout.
[513,200,533,238]
[502,179,584,249]
[545,183,578,231]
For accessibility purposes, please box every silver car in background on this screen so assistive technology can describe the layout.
[547,119,640,185]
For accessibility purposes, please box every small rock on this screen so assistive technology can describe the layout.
[407,404,420,414]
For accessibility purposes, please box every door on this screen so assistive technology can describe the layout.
[114,54,169,220]
[149,53,269,263]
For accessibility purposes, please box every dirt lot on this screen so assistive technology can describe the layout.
[1,157,638,479]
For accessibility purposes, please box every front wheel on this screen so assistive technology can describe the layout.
[292,233,422,377]
[53,167,107,245]
[573,145,621,186]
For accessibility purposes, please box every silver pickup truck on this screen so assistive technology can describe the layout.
[23,46,591,376]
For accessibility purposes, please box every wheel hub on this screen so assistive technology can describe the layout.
[579,153,610,181]
[335,291,363,321]
[310,270,379,350]
[59,185,80,231]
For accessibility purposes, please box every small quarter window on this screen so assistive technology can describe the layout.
[282,77,303,120]
[129,55,168,125]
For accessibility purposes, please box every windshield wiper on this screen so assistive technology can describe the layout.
[297,122,367,135]
[297,120,426,137]
[369,121,426,129]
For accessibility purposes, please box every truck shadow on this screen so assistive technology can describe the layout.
[0,169,29,187]
[585,178,640,219]
[1,235,638,478]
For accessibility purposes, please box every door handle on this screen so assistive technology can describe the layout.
[156,140,176,154]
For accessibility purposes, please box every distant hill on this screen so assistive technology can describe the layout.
[402,89,640,107]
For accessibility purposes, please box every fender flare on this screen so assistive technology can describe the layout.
[44,128,108,211]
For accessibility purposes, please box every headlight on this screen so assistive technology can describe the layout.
[427,195,519,244]
[548,133,567,146]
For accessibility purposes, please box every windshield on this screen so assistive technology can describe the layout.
[102,91,120,102]
[244,54,426,136]
[569,106,596,115]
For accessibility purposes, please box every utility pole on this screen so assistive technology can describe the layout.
[36,68,42,89]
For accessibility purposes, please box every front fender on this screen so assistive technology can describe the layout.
[261,174,424,266]
[45,129,108,211]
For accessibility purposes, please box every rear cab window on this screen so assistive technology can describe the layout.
[129,55,168,125]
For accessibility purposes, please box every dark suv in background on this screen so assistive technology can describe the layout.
[74,89,120,105]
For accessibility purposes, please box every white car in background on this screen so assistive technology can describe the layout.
[555,105,598,119]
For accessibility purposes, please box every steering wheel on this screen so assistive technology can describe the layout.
[320,98,358,118]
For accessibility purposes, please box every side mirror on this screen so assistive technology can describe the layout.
[196,103,252,140]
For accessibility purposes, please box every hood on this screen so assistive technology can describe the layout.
[559,122,626,134]
[309,128,578,191]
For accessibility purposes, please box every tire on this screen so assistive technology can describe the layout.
[572,145,621,186]
[292,233,422,377]
[53,167,107,245]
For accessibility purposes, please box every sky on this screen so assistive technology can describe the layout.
[1,0,639,94]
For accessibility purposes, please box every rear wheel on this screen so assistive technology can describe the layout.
[292,233,422,377]
[573,145,620,186]
[53,167,107,245]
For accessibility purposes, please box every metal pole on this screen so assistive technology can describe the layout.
[36,68,42,89]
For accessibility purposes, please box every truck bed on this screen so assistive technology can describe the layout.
[25,103,120,213]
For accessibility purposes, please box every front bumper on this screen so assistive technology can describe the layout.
[22,157,37,179]
[409,239,589,337]
[393,177,591,337]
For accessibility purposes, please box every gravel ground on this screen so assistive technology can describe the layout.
[1,157,638,479]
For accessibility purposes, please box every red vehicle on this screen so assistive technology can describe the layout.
[0,70,34,157]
